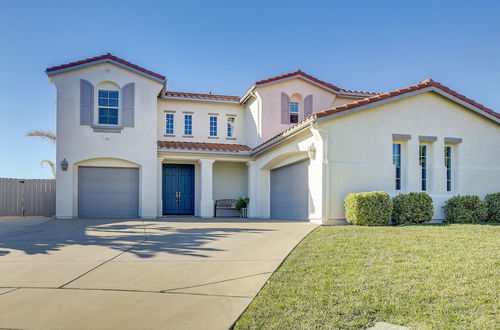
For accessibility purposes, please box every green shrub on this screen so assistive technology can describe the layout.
[443,195,487,223]
[484,192,500,222]
[344,191,393,226]
[235,197,249,213]
[392,192,434,224]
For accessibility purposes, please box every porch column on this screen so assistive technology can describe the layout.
[157,157,163,217]
[246,161,257,218]
[198,159,215,218]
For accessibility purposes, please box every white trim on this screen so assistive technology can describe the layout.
[161,95,240,104]
[158,149,251,157]
[46,59,165,83]
[256,75,340,94]
[251,118,315,156]
[316,87,500,125]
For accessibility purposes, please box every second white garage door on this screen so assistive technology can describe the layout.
[270,160,309,220]
[78,167,139,218]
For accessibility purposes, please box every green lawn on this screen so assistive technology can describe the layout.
[235,224,499,329]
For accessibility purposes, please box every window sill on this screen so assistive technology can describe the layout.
[91,125,124,133]
[183,135,194,138]
[225,137,237,140]
[208,136,219,139]
[164,134,176,137]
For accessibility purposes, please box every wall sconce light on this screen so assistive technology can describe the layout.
[308,144,316,160]
[60,158,68,171]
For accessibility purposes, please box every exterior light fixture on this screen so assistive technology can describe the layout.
[60,158,68,171]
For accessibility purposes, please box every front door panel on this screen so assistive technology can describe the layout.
[162,164,194,215]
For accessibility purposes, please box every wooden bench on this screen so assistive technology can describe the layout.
[214,199,238,217]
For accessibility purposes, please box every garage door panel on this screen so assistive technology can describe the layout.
[270,160,308,220]
[78,167,139,218]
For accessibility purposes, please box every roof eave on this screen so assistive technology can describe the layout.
[160,95,240,104]
[316,86,500,125]
[46,58,166,84]
[251,117,316,156]
[158,148,251,156]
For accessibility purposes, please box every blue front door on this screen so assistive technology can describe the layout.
[162,164,195,215]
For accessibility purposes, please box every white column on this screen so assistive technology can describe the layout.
[157,157,163,217]
[198,159,215,218]
[246,161,257,218]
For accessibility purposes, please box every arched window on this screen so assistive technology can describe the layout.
[290,94,302,123]
[96,81,120,125]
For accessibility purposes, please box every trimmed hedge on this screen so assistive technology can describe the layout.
[484,192,500,222]
[345,191,393,226]
[393,192,434,224]
[443,195,487,223]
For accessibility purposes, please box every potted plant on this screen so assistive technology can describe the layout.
[235,197,249,218]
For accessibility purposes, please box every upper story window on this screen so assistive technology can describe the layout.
[393,143,402,190]
[98,90,119,125]
[445,146,452,192]
[290,102,299,123]
[227,117,234,137]
[165,113,174,134]
[184,114,193,136]
[209,116,218,136]
[419,144,427,191]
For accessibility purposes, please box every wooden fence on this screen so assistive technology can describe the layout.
[0,178,55,217]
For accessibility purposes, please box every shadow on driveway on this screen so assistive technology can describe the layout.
[0,218,275,258]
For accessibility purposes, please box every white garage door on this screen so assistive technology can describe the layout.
[78,167,139,218]
[270,160,309,220]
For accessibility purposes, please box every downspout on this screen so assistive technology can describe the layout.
[310,119,330,224]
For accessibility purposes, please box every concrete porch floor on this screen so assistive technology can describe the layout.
[0,217,317,330]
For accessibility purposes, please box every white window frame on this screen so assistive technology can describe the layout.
[209,116,218,137]
[290,101,299,123]
[165,113,174,135]
[184,114,193,136]
[97,89,119,126]
[227,117,235,137]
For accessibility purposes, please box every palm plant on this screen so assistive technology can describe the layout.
[26,129,56,178]
[26,130,56,144]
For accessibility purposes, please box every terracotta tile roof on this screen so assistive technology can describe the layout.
[158,141,251,153]
[339,89,381,96]
[164,91,239,102]
[46,53,166,80]
[254,69,342,92]
[253,78,499,152]
[253,69,380,96]
[315,79,500,120]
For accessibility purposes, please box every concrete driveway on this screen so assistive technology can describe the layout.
[0,218,317,330]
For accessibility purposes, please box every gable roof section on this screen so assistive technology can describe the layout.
[240,69,379,103]
[315,79,500,121]
[253,78,499,154]
[46,53,166,83]
[255,69,342,92]
[158,141,251,153]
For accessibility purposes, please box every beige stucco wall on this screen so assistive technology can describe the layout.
[212,161,248,200]
[255,79,337,144]
[321,91,500,221]
[157,99,246,145]
[50,62,163,218]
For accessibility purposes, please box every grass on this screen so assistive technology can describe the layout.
[234,224,499,329]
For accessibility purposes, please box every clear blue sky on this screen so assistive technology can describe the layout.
[0,0,499,179]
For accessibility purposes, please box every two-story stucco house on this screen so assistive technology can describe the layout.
[46,53,500,224]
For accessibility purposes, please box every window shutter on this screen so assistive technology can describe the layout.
[304,94,313,117]
[80,79,94,125]
[122,83,135,127]
[281,92,290,124]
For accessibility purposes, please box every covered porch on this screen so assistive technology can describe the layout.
[156,153,257,218]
